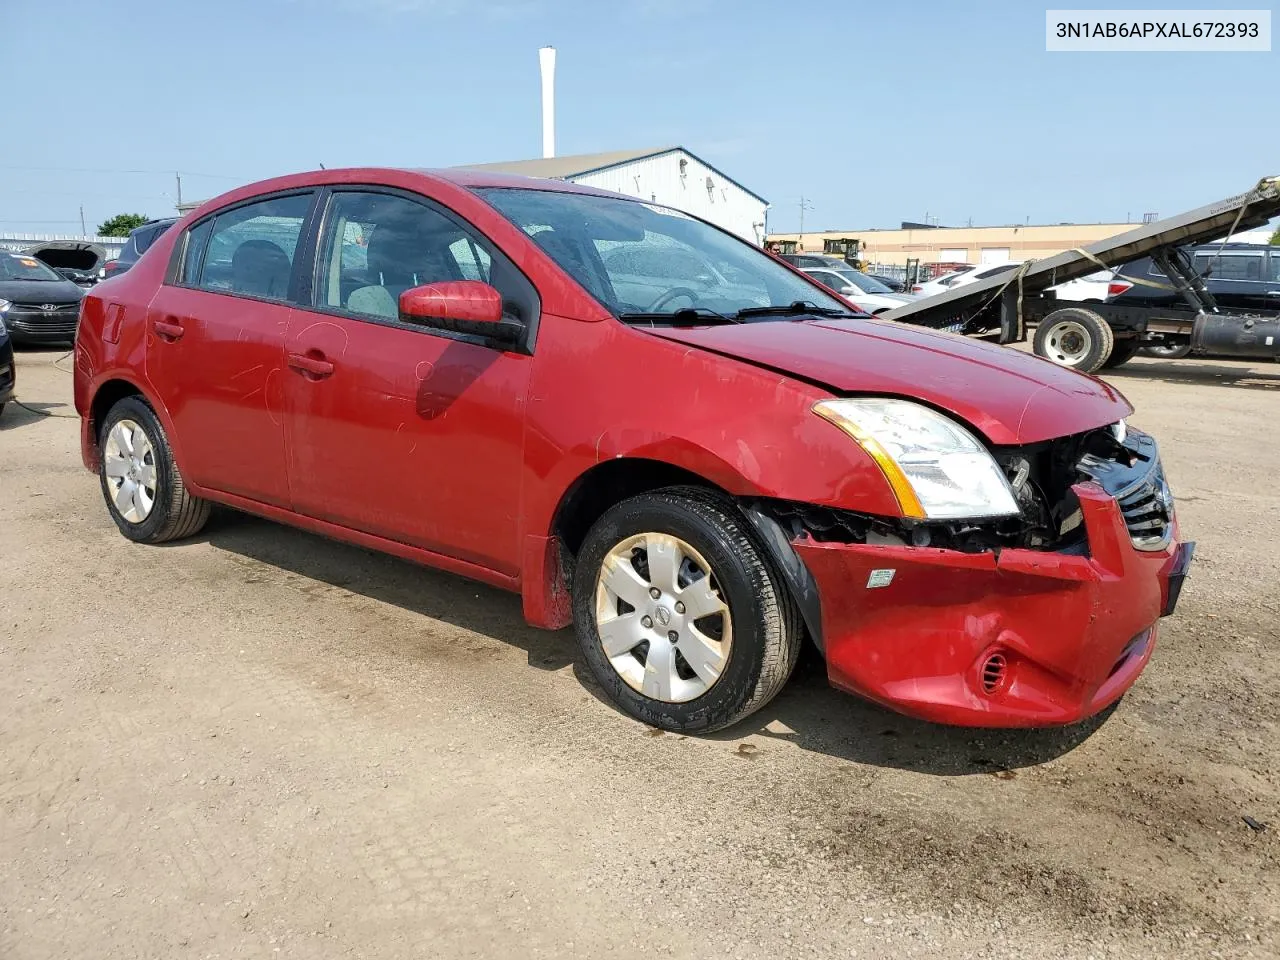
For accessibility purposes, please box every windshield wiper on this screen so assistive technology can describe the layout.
[733,300,860,320]
[617,308,743,326]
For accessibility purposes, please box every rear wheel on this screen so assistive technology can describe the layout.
[1140,340,1192,360]
[572,487,802,733]
[1034,307,1115,373]
[99,396,210,544]
[1101,339,1141,369]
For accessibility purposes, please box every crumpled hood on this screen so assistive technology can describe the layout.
[644,316,1132,445]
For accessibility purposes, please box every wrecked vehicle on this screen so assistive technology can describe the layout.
[73,168,1193,732]
[882,176,1280,373]
[26,240,111,287]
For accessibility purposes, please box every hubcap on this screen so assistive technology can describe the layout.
[103,419,157,524]
[1045,320,1092,366]
[594,532,733,703]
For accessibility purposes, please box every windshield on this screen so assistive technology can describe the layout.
[0,253,63,282]
[477,189,851,321]
[834,269,893,294]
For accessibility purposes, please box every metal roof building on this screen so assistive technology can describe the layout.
[459,146,769,244]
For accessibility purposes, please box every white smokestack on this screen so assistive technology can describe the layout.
[539,46,556,159]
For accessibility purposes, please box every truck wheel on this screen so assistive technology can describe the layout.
[572,486,802,734]
[1034,307,1115,373]
[1101,340,1141,369]
[1140,341,1192,360]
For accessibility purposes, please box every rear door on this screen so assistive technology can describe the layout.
[1193,249,1270,311]
[279,187,537,576]
[145,191,317,507]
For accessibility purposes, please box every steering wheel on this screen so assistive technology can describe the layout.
[648,287,700,312]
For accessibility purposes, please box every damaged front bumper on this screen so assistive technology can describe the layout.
[790,483,1193,727]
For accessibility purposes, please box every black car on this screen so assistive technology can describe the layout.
[866,273,906,292]
[1110,243,1280,309]
[0,251,86,344]
[778,252,852,270]
[0,311,14,418]
[100,218,178,280]
[1108,243,1280,357]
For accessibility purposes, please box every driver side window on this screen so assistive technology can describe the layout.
[319,191,481,320]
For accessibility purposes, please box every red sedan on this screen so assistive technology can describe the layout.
[72,168,1193,732]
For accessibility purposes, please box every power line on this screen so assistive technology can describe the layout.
[0,164,247,181]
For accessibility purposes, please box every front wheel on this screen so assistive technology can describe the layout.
[1033,307,1115,373]
[572,487,802,733]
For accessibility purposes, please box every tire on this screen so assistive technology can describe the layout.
[1033,307,1115,373]
[572,486,802,733]
[1101,339,1141,369]
[1140,341,1192,360]
[99,395,210,544]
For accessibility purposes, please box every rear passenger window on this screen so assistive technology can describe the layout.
[1192,251,1264,281]
[196,193,313,301]
[180,219,213,284]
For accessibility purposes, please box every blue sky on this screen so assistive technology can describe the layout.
[0,0,1274,235]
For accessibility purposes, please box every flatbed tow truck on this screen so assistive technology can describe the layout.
[880,176,1280,373]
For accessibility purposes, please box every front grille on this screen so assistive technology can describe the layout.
[7,316,79,336]
[1115,464,1173,550]
[11,302,79,315]
[6,304,81,338]
[1078,430,1173,552]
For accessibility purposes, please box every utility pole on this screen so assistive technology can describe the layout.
[798,196,814,247]
[79,205,86,235]
[175,173,183,211]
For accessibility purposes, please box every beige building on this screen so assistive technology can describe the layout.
[766,222,1135,267]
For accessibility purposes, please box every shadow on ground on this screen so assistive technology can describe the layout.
[193,508,1112,777]
[194,507,578,671]
[1107,359,1280,391]
[0,399,73,429]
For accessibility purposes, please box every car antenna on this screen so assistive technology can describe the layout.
[319,163,326,170]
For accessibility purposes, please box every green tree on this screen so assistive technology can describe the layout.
[1270,226,1280,245]
[97,213,149,237]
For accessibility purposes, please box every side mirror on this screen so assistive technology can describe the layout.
[398,281,522,342]
[840,285,859,296]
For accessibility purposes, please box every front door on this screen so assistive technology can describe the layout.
[145,192,316,508]
[279,188,535,576]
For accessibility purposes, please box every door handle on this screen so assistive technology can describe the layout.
[286,352,335,378]
[152,318,185,341]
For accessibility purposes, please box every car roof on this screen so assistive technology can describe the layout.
[178,167,635,227]
[410,167,625,196]
[1193,242,1271,251]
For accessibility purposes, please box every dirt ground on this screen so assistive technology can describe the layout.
[1,344,1277,960]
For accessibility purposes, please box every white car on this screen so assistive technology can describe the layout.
[1049,269,1114,302]
[916,261,1030,297]
[916,261,1115,304]
[800,266,914,314]
[911,268,973,298]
